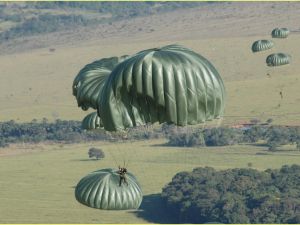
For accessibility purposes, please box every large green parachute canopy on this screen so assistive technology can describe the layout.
[82,112,102,130]
[73,56,128,110]
[252,40,274,53]
[266,53,291,67]
[75,168,143,210]
[98,44,226,131]
[271,28,290,38]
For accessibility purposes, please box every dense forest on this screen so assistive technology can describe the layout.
[161,165,300,223]
[0,1,210,42]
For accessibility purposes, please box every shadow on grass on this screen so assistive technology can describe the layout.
[71,159,103,162]
[244,143,269,147]
[150,143,170,147]
[130,193,177,224]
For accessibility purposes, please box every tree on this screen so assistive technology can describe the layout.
[167,130,205,147]
[243,126,266,143]
[204,128,243,146]
[88,147,105,160]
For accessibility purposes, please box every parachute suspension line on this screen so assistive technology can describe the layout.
[117,131,130,170]
[106,130,128,170]
[184,125,189,172]
[122,132,132,174]
[105,136,119,170]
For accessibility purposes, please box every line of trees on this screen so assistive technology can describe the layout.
[0,120,299,151]
[161,165,300,223]
[165,125,300,151]
[0,119,109,147]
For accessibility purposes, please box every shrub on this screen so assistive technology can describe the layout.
[204,127,243,146]
[167,130,205,147]
[88,147,105,160]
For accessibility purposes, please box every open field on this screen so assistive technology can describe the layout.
[1,139,300,223]
[0,35,299,125]
[0,2,300,125]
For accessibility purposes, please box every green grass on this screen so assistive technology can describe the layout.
[1,139,300,223]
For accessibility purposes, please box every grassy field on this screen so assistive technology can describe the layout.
[0,2,300,223]
[0,35,299,125]
[0,2,300,126]
[0,139,300,223]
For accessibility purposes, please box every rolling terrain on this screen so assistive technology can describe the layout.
[0,2,300,223]
[0,2,299,125]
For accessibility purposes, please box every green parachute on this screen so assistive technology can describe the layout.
[98,44,226,131]
[82,112,102,130]
[252,40,274,53]
[72,56,128,111]
[75,168,142,210]
[266,53,291,67]
[271,28,290,38]
[73,45,226,210]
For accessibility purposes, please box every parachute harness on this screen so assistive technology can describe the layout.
[118,166,128,187]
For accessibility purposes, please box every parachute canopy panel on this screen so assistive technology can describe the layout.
[252,40,274,53]
[266,53,291,67]
[75,168,143,210]
[82,112,102,130]
[98,44,226,131]
[271,28,290,38]
[72,56,128,111]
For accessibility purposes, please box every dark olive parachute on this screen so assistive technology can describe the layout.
[252,40,274,53]
[98,44,226,131]
[75,168,143,210]
[266,53,291,67]
[82,112,102,130]
[271,28,290,38]
[72,56,128,110]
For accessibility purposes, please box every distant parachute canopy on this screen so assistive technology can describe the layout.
[75,168,143,210]
[98,44,226,131]
[266,53,291,67]
[72,56,128,111]
[271,28,290,38]
[252,40,274,52]
[82,112,102,130]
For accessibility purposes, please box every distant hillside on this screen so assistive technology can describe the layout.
[0,1,211,42]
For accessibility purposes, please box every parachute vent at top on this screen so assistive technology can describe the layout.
[73,44,226,131]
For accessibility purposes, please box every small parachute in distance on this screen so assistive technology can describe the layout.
[98,44,226,131]
[266,53,291,67]
[82,112,102,130]
[75,168,143,210]
[271,28,290,38]
[72,55,128,111]
[251,40,274,53]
